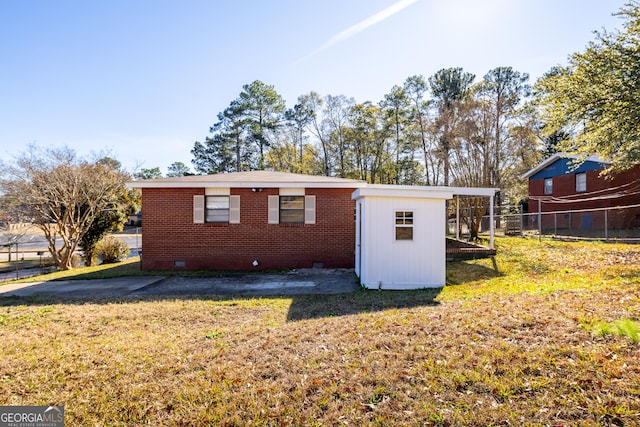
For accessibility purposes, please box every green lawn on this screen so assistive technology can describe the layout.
[1,237,638,426]
[0,256,144,283]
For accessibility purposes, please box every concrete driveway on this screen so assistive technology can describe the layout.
[0,277,165,298]
[0,269,360,298]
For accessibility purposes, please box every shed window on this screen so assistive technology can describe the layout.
[206,196,230,223]
[544,178,553,195]
[576,173,586,192]
[395,211,413,241]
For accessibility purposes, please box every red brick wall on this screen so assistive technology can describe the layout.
[527,165,640,229]
[529,166,640,210]
[140,187,356,271]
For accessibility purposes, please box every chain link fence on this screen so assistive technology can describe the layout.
[454,204,640,242]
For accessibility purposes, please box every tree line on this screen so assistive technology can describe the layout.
[189,69,538,208]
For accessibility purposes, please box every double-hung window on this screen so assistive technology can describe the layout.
[268,191,316,224]
[544,178,553,195]
[206,196,230,223]
[576,173,586,192]
[193,192,240,224]
[395,211,414,241]
[279,196,305,224]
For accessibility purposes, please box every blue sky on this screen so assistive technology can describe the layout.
[0,0,628,173]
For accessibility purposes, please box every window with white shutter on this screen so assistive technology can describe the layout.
[269,193,316,224]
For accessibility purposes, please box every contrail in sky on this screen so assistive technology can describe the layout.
[297,0,420,62]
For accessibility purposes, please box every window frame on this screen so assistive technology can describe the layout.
[543,177,553,195]
[576,172,587,192]
[205,195,230,223]
[395,210,414,241]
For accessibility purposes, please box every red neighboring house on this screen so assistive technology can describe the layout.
[127,171,365,271]
[522,154,640,232]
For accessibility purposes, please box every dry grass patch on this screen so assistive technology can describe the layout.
[1,238,639,426]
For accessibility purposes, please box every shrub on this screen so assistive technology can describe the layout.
[71,254,83,268]
[95,236,130,264]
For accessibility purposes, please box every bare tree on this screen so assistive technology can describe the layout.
[403,75,434,185]
[0,146,131,270]
[429,68,475,186]
[299,92,332,176]
[477,67,530,214]
[322,95,355,178]
[380,85,422,184]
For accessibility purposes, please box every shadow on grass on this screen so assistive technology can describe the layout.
[285,288,442,321]
[59,260,146,280]
[35,260,293,282]
[0,289,443,321]
[446,259,504,285]
[1,258,258,284]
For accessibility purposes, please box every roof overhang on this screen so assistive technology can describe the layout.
[446,186,498,197]
[126,171,367,190]
[352,185,497,201]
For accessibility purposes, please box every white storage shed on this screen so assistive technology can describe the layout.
[352,185,496,290]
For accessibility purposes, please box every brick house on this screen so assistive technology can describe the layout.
[127,171,497,289]
[522,153,640,232]
[127,171,365,271]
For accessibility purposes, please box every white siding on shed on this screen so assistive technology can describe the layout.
[353,186,453,290]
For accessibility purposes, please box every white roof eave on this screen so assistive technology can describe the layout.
[352,188,453,200]
[125,170,367,189]
[126,180,367,189]
[351,185,497,200]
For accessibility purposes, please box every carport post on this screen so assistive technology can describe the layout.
[455,196,460,240]
[489,195,494,250]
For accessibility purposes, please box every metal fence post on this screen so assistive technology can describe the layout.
[519,204,524,237]
[538,199,542,240]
